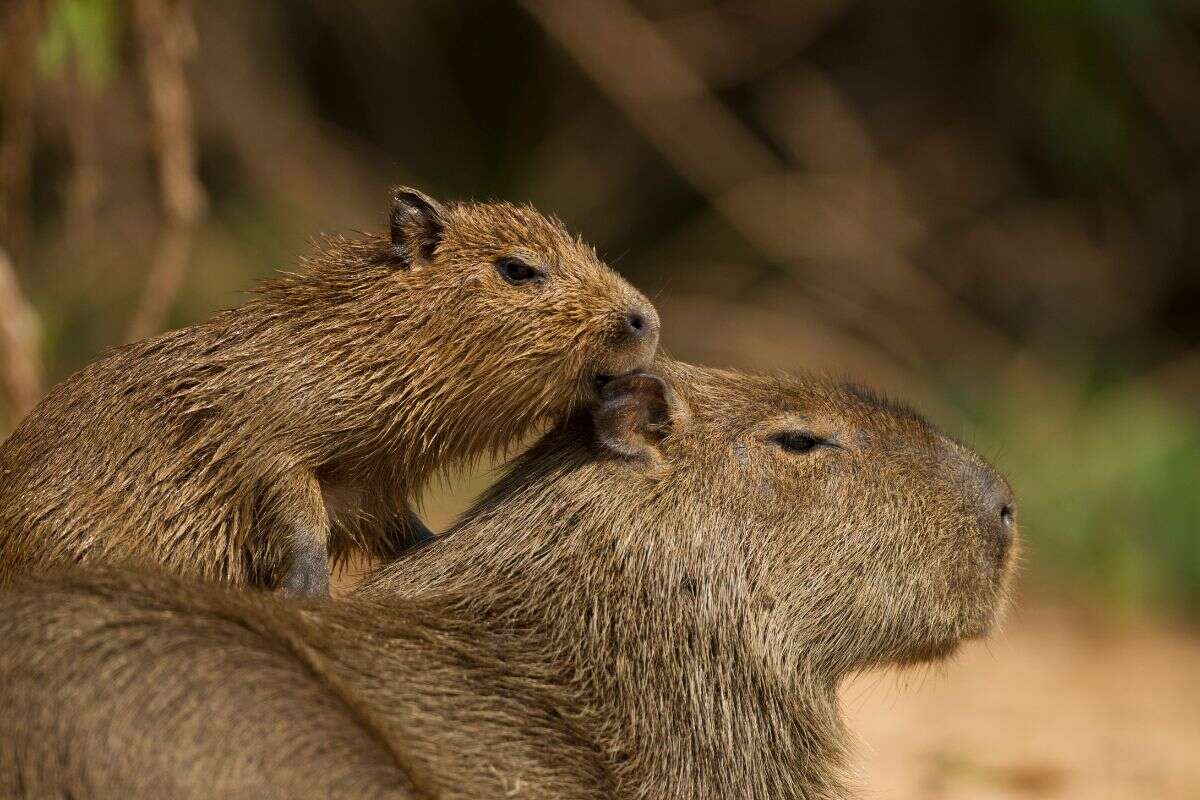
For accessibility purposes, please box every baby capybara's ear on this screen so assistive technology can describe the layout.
[593,372,685,463]
[389,186,448,268]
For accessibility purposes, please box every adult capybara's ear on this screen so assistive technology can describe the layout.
[593,372,686,464]
[389,186,448,268]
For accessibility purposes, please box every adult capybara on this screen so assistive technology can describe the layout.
[0,187,658,594]
[0,362,1017,798]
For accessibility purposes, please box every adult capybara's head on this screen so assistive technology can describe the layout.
[490,361,1017,679]
[599,363,1016,672]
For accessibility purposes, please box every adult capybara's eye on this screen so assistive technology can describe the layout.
[496,257,545,285]
[769,431,827,454]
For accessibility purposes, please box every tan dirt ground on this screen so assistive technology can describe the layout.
[843,604,1200,800]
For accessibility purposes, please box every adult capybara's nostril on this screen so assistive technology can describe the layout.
[974,463,1016,562]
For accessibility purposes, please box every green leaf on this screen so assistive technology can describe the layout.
[35,0,121,89]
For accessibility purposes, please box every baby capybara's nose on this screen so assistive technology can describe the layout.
[618,302,660,349]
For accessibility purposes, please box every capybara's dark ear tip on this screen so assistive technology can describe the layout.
[598,370,667,406]
[389,186,439,210]
[389,187,447,266]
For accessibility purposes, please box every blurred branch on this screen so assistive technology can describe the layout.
[0,0,44,256]
[521,0,1043,381]
[0,245,42,426]
[657,0,851,89]
[195,4,388,233]
[1120,28,1200,154]
[127,0,205,341]
[64,71,104,248]
[523,0,777,198]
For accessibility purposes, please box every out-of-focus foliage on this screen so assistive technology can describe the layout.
[36,0,120,87]
[2,0,1198,617]
[971,379,1200,614]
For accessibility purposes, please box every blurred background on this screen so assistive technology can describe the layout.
[1,1,1198,797]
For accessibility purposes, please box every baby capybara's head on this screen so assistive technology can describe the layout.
[389,188,659,387]
[497,361,1017,678]
[271,187,659,462]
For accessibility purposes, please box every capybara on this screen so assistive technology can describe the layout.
[0,187,659,594]
[0,362,1017,798]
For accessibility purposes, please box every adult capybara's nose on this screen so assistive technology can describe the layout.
[973,460,1016,563]
[941,437,1017,564]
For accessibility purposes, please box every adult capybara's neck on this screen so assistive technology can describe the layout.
[357,432,853,799]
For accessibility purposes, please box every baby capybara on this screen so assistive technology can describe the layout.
[0,187,659,594]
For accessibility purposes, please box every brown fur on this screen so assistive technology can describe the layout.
[0,361,1017,798]
[0,188,658,592]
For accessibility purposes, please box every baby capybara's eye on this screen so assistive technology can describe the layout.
[496,257,544,285]
[770,431,826,454]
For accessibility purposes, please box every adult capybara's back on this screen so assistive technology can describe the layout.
[0,187,659,593]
